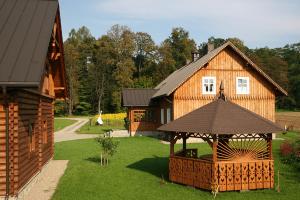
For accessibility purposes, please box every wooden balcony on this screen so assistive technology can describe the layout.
[169,149,274,192]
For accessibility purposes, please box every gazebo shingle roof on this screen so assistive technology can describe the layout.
[158,98,283,135]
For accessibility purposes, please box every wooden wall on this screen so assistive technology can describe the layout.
[0,90,54,196]
[173,48,276,122]
[129,107,160,135]
[0,94,6,196]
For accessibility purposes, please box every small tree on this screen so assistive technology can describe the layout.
[96,136,119,166]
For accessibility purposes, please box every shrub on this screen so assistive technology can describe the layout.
[54,100,67,116]
[95,136,119,166]
[280,139,300,167]
[280,141,294,157]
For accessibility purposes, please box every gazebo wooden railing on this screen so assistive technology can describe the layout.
[169,150,274,191]
[158,84,282,192]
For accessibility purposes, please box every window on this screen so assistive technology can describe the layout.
[236,77,249,94]
[166,108,171,123]
[133,110,154,122]
[202,77,216,94]
[160,108,164,124]
[28,121,35,153]
[42,120,48,144]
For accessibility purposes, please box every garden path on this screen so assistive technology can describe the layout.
[55,118,99,142]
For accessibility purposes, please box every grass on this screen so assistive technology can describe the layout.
[77,118,125,134]
[52,133,300,200]
[54,118,77,132]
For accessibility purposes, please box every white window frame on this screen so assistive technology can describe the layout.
[160,108,164,124]
[236,77,250,94]
[202,76,216,95]
[166,108,171,123]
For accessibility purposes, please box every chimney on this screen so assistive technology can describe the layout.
[191,52,200,62]
[207,42,214,53]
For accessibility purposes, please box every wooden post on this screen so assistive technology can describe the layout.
[182,133,186,152]
[170,133,175,156]
[212,135,218,163]
[128,109,132,137]
[268,133,273,159]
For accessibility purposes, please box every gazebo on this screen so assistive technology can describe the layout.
[158,84,283,192]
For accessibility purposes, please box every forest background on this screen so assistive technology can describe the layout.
[57,25,300,115]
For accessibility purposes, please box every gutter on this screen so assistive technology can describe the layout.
[2,86,10,198]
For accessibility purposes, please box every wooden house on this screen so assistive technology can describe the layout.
[0,0,66,197]
[122,41,287,136]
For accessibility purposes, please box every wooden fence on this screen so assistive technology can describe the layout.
[169,154,274,191]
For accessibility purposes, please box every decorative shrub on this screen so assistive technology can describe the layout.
[96,136,119,166]
[280,139,300,168]
[280,141,294,157]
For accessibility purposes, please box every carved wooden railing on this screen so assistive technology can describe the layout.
[169,155,274,191]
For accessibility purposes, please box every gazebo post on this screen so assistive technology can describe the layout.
[182,133,187,153]
[267,133,273,159]
[212,135,218,163]
[170,133,175,156]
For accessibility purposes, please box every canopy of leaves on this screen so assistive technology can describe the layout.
[62,25,300,115]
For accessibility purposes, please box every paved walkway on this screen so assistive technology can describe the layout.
[54,118,99,142]
[17,160,68,200]
[108,130,130,137]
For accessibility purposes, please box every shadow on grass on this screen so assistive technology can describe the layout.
[85,156,101,163]
[126,155,169,179]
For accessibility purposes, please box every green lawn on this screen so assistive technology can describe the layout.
[54,118,77,132]
[77,119,125,134]
[52,132,300,200]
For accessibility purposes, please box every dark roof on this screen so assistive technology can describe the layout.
[0,0,58,87]
[122,88,158,107]
[153,41,287,98]
[158,98,283,135]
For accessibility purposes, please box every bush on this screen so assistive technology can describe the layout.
[54,100,67,116]
[96,136,119,166]
[280,140,300,167]
[280,141,294,157]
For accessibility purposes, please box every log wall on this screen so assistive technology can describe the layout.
[173,48,276,122]
[0,90,54,196]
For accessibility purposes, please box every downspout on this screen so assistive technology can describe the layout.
[2,86,10,198]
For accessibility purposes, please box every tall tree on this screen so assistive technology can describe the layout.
[107,25,136,112]
[165,27,197,69]
[64,26,95,114]
[134,32,157,77]
[63,42,80,115]
[152,41,176,85]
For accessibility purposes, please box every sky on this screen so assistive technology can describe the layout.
[59,0,300,48]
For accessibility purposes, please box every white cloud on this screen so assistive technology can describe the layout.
[96,0,300,47]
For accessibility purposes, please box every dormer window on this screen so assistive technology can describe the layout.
[202,76,216,94]
[236,77,249,94]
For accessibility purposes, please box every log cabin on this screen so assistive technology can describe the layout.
[0,0,66,197]
[122,41,287,136]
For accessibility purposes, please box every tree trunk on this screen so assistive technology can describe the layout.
[68,98,72,116]
[97,73,105,114]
